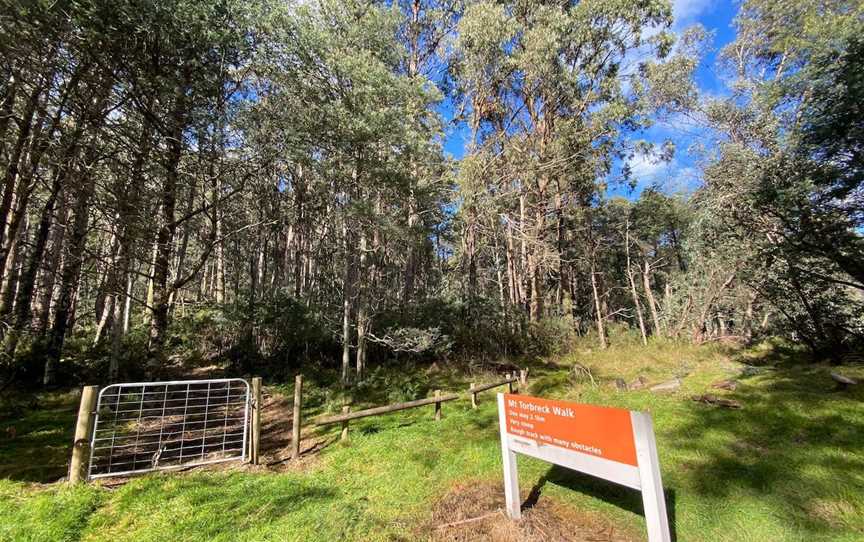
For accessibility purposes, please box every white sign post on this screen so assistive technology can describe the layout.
[497,393,671,542]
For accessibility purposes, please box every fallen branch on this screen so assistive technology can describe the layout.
[691,394,742,409]
[435,510,503,529]
[700,334,745,343]
[650,378,682,392]
[571,363,596,386]
[712,379,738,391]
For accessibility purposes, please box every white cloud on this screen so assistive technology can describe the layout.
[638,0,715,47]
[628,154,667,179]
[673,0,715,28]
[624,154,703,196]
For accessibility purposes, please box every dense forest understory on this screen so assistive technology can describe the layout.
[1,0,864,540]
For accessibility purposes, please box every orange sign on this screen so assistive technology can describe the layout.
[502,393,637,466]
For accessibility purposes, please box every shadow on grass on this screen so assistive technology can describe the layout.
[523,464,679,541]
[0,404,77,483]
[733,338,815,367]
[668,362,864,534]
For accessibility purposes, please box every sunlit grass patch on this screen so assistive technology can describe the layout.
[0,480,105,542]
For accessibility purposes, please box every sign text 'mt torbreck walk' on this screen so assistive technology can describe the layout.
[503,394,638,466]
[497,392,671,541]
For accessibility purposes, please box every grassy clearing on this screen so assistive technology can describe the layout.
[1,340,863,541]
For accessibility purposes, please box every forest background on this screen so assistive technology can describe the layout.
[0,0,862,391]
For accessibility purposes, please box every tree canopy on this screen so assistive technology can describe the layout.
[1,0,862,389]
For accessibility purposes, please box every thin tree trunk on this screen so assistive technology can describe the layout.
[356,231,368,381]
[464,207,478,300]
[744,291,757,342]
[123,270,134,334]
[493,223,506,311]
[292,164,305,297]
[625,225,648,346]
[403,186,418,302]
[341,218,353,384]
[145,237,158,321]
[0,81,41,255]
[555,192,564,311]
[35,191,68,332]
[519,194,528,312]
[642,260,662,335]
[590,258,607,349]
[0,216,26,321]
[46,158,98,385]
[93,228,120,345]
[214,209,225,303]
[257,237,266,299]
[529,203,545,322]
[505,217,518,308]
[2,177,61,357]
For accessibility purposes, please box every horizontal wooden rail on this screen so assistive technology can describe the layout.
[316,391,459,441]
[313,368,526,439]
[470,373,520,408]
[471,376,517,395]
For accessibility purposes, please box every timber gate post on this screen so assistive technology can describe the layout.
[68,385,98,483]
[250,377,262,464]
[291,374,303,459]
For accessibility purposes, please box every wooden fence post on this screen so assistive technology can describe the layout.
[506,373,513,393]
[291,374,303,459]
[251,377,262,465]
[341,406,350,441]
[69,385,99,483]
[434,390,442,421]
[470,383,477,409]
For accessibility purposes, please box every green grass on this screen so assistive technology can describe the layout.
[0,390,80,482]
[0,482,104,542]
[1,341,863,541]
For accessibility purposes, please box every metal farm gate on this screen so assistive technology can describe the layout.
[87,378,250,479]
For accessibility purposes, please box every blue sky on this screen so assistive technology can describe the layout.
[615,0,739,198]
[441,0,740,200]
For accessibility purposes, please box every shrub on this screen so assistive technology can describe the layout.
[169,291,340,378]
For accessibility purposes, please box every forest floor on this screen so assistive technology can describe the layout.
[1,339,864,541]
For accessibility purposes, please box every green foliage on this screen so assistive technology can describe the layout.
[373,297,516,359]
[357,365,430,404]
[170,293,337,377]
[526,316,578,357]
[687,0,864,354]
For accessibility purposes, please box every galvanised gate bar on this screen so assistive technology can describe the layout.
[87,378,250,479]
